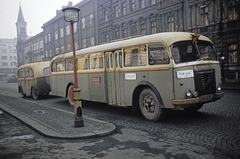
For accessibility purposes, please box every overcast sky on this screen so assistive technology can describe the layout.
[0,0,81,39]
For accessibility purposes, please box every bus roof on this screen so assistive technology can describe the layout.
[18,61,50,70]
[17,61,50,78]
[52,32,212,61]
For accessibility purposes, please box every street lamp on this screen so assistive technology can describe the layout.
[62,6,84,127]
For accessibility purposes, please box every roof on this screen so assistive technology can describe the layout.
[52,32,212,60]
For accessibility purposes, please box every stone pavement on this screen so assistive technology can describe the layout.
[0,96,116,139]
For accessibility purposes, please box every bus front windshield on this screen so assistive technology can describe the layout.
[171,40,217,64]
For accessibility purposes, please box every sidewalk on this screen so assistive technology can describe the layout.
[0,95,116,139]
[222,80,240,90]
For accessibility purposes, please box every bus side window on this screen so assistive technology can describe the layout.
[92,58,97,69]
[77,56,88,70]
[51,61,57,72]
[43,67,50,75]
[29,68,34,78]
[18,69,25,78]
[149,44,169,65]
[110,54,113,68]
[119,52,123,68]
[124,48,131,67]
[66,58,74,71]
[57,61,65,72]
[139,45,147,66]
[99,57,103,68]
[115,52,118,68]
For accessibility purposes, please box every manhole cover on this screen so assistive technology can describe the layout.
[34,110,45,114]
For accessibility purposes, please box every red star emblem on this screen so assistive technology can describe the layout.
[191,29,201,44]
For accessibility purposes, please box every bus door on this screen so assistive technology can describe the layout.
[105,51,122,106]
[25,68,34,94]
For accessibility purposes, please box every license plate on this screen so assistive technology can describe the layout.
[200,94,213,102]
[177,70,194,79]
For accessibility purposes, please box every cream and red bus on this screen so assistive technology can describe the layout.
[18,61,51,99]
[50,32,224,121]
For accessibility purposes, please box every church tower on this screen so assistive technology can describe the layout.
[16,3,27,66]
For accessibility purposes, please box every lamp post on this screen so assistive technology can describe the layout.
[62,6,84,127]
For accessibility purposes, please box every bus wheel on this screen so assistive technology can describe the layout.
[68,85,75,106]
[32,87,39,100]
[139,88,166,121]
[20,87,26,98]
[184,103,203,112]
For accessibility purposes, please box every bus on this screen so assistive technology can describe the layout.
[18,61,51,99]
[50,32,224,121]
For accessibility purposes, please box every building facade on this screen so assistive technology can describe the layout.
[24,32,44,63]
[0,38,18,80]
[41,0,98,59]
[23,0,240,82]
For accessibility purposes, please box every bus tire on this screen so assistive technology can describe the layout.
[68,85,75,106]
[184,103,203,112]
[20,87,26,98]
[32,87,39,100]
[139,88,166,121]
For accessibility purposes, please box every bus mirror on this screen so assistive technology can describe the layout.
[220,56,225,60]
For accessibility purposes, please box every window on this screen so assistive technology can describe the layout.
[40,40,43,49]
[168,16,174,32]
[43,67,50,75]
[90,54,104,69]
[60,28,64,38]
[74,23,77,33]
[141,24,146,35]
[228,0,238,20]
[1,49,7,53]
[66,25,70,35]
[105,34,109,42]
[131,0,136,12]
[201,5,209,26]
[61,46,65,53]
[45,35,47,43]
[123,29,127,38]
[56,60,65,72]
[104,10,108,21]
[115,6,119,18]
[151,0,156,5]
[77,55,89,70]
[149,44,169,65]
[82,18,85,29]
[90,37,94,46]
[115,31,120,39]
[228,44,238,63]
[122,2,127,15]
[48,34,51,42]
[2,62,7,66]
[2,56,7,60]
[90,14,93,26]
[55,31,58,40]
[151,21,157,34]
[82,39,86,48]
[140,0,146,9]
[130,28,137,36]
[66,58,74,71]
[124,45,147,67]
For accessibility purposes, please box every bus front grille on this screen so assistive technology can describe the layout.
[194,69,216,96]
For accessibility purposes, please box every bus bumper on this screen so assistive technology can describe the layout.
[172,91,224,106]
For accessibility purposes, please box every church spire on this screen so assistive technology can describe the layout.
[17,2,26,23]
[16,2,27,40]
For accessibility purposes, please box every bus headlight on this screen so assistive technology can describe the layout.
[186,90,192,98]
[193,91,198,97]
[217,86,222,92]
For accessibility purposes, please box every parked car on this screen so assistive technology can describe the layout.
[6,74,18,83]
